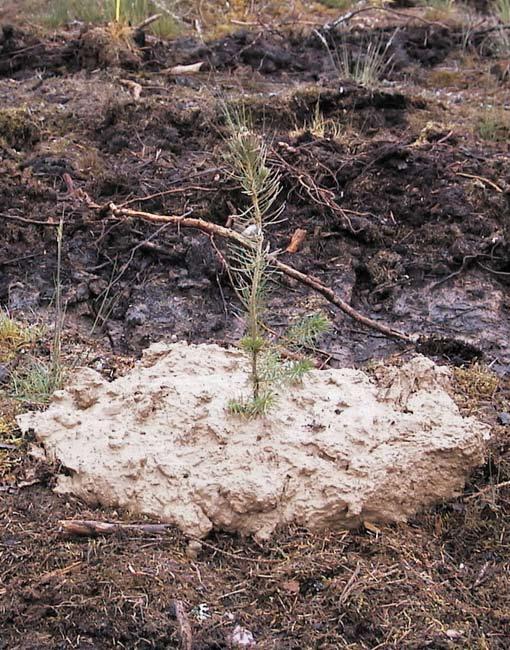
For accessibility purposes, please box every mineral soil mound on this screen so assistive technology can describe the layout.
[18,343,490,540]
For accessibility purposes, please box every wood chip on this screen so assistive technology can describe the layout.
[285,228,307,253]
[166,62,204,75]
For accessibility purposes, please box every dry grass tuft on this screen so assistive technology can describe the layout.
[0,313,40,363]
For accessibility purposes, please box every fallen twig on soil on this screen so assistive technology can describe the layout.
[60,519,172,536]
[0,212,59,226]
[271,148,359,235]
[455,172,503,193]
[136,13,162,30]
[108,203,414,343]
[60,519,282,563]
[321,4,449,31]
[170,600,193,650]
[463,480,510,500]
[165,62,204,75]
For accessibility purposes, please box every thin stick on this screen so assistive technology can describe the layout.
[273,258,413,342]
[322,5,449,31]
[109,203,414,343]
[0,212,57,226]
[60,519,282,563]
[455,172,503,193]
[463,480,510,500]
[136,13,162,30]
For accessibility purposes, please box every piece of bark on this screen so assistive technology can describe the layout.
[166,62,204,75]
[170,600,193,650]
[285,228,307,253]
[120,79,142,100]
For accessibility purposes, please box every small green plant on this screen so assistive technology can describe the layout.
[224,109,330,417]
[10,215,66,405]
[495,0,510,23]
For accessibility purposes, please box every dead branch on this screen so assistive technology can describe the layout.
[322,3,449,32]
[165,62,204,75]
[271,149,359,235]
[455,172,503,193]
[0,212,59,226]
[109,203,415,343]
[60,519,172,536]
[60,518,282,563]
[273,258,413,342]
[136,13,162,30]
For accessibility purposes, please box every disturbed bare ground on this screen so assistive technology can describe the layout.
[1,4,510,649]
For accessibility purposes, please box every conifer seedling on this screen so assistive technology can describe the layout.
[224,108,330,416]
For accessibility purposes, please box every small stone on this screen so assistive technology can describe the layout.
[186,540,202,559]
[229,625,255,647]
[0,364,10,384]
[498,412,510,426]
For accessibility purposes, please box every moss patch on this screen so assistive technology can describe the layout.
[0,107,39,150]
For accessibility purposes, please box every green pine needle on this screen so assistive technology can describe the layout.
[285,312,331,349]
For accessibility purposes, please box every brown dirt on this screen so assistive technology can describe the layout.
[1,4,510,648]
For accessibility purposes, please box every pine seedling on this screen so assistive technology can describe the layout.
[224,108,330,416]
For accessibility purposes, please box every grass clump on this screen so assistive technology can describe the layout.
[0,313,41,363]
[224,108,330,417]
[317,0,351,8]
[494,0,510,23]
[0,107,39,150]
[292,102,343,140]
[318,30,397,90]
[477,108,510,142]
[7,217,66,406]
[42,0,180,38]
[10,361,63,405]
[0,313,61,406]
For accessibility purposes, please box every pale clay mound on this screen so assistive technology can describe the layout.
[18,343,490,540]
